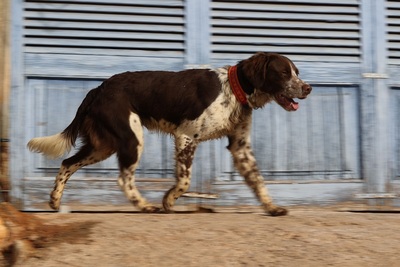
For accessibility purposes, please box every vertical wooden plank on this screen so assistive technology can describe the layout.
[341,87,361,178]
[191,139,223,195]
[393,89,400,178]
[139,131,174,178]
[307,89,325,175]
[252,103,275,176]
[216,136,232,181]
[322,91,340,172]
[274,104,289,172]
[185,0,213,193]
[0,0,11,201]
[9,0,25,208]
[185,0,211,67]
[286,97,310,172]
[360,0,392,195]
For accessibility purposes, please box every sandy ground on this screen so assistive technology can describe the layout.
[3,205,400,267]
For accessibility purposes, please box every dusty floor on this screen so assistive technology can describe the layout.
[4,205,400,267]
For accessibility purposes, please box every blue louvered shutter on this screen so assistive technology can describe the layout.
[210,0,361,64]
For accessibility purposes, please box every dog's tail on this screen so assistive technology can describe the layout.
[27,86,101,158]
[27,133,74,159]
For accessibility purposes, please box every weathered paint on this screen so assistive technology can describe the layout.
[8,0,400,209]
[360,0,392,199]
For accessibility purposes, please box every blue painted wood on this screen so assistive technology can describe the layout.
[25,78,176,178]
[388,66,400,86]
[360,0,392,194]
[9,0,25,208]
[185,0,211,67]
[24,54,185,78]
[21,177,364,211]
[391,88,400,179]
[250,86,360,180]
[210,0,361,63]
[45,84,356,185]
[24,0,185,59]
[9,0,400,209]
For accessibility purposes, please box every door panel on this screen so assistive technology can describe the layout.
[219,86,361,181]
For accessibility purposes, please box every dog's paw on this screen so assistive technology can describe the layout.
[162,189,176,213]
[162,202,172,213]
[268,206,288,216]
[48,200,60,211]
[141,205,162,213]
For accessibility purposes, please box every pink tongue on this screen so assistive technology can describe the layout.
[290,101,299,110]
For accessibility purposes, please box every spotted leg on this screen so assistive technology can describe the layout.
[162,135,197,212]
[49,144,113,210]
[227,121,288,216]
[117,112,160,212]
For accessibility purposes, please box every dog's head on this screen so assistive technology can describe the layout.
[238,52,312,111]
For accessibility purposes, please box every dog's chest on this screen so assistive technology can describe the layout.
[174,91,243,141]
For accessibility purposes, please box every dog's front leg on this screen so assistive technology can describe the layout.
[227,125,288,216]
[163,135,198,212]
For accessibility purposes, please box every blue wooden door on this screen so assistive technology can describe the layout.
[12,0,378,209]
[209,0,362,181]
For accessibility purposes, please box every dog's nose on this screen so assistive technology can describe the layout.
[302,84,312,94]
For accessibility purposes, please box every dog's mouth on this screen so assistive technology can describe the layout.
[275,94,300,111]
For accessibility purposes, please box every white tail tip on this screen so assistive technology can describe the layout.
[27,133,72,159]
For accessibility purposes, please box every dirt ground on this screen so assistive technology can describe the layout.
[2,204,400,267]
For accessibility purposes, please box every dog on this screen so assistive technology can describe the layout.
[27,52,312,216]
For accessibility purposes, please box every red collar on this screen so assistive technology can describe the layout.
[228,65,248,105]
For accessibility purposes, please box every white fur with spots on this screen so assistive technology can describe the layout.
[49,148,112,210]
[282,64,306,98]
[227,119,287,216]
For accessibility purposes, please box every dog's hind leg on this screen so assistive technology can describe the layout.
[49,144,113,210]
[117,113,159,212]
[162,135,198,212]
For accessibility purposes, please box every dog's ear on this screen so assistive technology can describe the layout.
[238,52,271,91]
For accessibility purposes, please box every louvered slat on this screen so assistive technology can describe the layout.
[387,0,400,65]
[23,0,185,57]
[24,1,184,15]
[211,0,361,63]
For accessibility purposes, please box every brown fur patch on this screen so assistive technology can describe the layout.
[0,203,97,265]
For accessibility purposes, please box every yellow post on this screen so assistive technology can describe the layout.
[0,0,11,202]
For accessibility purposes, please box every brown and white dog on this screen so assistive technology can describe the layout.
[28,52,311,216]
